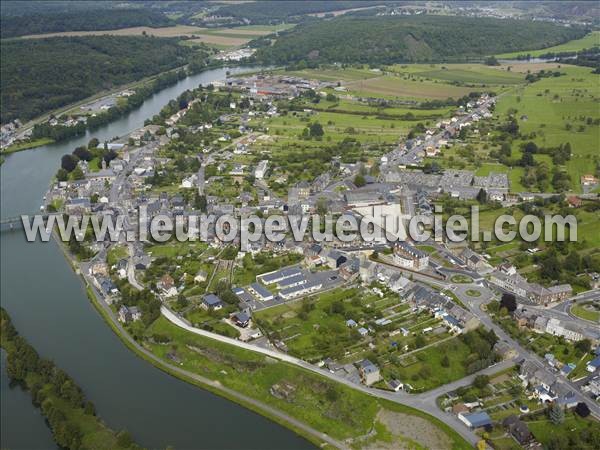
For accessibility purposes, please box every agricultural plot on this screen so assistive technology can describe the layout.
[345,75,476,100]
[254,285,489,392]
[495,65,600,193]
[388,64,526,86]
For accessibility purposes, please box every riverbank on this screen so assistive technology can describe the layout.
[0,308,141,450]
[51,225,471,450]
[2,137,55,154]
[53,235,335,450]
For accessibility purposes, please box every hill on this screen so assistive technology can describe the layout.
[252,15,588,65]
[0,35,193,123]
[0,8,172,38]
[214,1,377,22]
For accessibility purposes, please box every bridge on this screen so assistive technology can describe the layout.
[0,213,57,233]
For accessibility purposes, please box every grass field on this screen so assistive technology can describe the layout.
[345,75,477,100]
[144,316,469,448]
[570,302,600,322]
[495,65,600,193]
[18,24,292,48]
[2,137,55,153]
[388,63,526,86]
[496,31,600,58]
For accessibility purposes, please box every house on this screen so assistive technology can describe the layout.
[322,249,347,269]
[254,160,269,179]
[494,341,518,361]
[587,356,600,373]
[232,311,251,328]
[393,241,429,271]
[503,415,532,446]
[248,282,274,301]
[278,278,322,300]
[157,274,177,297]
[194,270,208,283]
[258,267,303,285]
[566,196,583,208]
[346,319,357,328]
[458,411,492,429]
[118,305,141,323]
[545,318,584,341]
[388,379,403,392]
[202,294,224,311]
[357,359,381,386]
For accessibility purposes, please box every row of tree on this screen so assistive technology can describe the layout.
[0,308,139,449]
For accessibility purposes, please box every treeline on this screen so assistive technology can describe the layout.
[0,308,141,450]
[1,8,172,38]
[251,15,587,65]
[1,35,194,123]
[215,1,376,23]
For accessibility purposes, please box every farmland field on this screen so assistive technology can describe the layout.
[495,65,600,193]
[345,75,477,100]
[388,64,526,85]
[18,24,291,47]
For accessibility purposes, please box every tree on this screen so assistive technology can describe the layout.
[354,174,366,187]
[473,374,490,389]
[484,56,500,66]
[441,354,450,367]
[575,402,590,417]
[500,293,517,312]
[73,146,92,161]
[61,154,78,172]
[56,168,69,182]
[309,122,324,138]
[87,138,99,149]
[549,403,564,424]
[177,294,188,309]
[574,339,592,355]
[70,166,84,180]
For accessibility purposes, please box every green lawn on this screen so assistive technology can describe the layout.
[570,303,600,322]
[3,137,54,153]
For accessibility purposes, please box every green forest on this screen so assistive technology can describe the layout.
[215,1,375,22]
[1,35,194,123]
[252,15,588,65]
[0,8,172,38]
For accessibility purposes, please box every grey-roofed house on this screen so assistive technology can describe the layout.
[248,282,274,301]
[258,267,303,285]
[357,359,381,386]
[458,411,492,429]
[202,294,224,311]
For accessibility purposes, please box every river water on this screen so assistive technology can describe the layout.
[0,66,313,450]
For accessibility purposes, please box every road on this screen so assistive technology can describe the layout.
[72,244,348,449]
[162,306,518,446]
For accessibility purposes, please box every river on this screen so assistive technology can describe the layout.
[0,66,313,450]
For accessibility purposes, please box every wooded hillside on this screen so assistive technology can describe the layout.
[253,15,588,65]
[1,35,193,123]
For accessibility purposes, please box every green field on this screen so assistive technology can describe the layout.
[496,31,600,58]
[495,65,600,193]
[570,302,600,322]
[345,75,477,100]
[388,64,526,86]
[144,316,470,449]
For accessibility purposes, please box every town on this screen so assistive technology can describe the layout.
[41,68,600,448]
